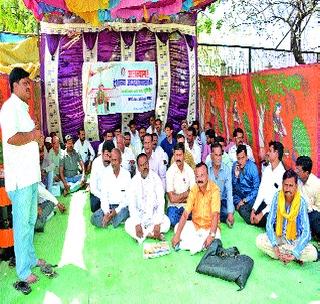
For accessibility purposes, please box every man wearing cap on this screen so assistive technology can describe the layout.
[74,128,95,174]
[0,67,45,284]
[59,135,86,196]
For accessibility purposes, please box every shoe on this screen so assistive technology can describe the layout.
[13,281,31,295]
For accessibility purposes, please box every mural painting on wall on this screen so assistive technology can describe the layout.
[251,69,315,171]
[200,64,320,175]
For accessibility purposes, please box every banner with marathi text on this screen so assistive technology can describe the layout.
[82,61,156,115]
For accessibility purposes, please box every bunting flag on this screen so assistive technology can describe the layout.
[120,32,136,133]
[186,36,197,125]
[44,35,63,140]
[83,33,100,141]
[155,34,171,123]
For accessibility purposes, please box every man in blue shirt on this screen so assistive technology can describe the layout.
[232,144,260,224]
[207,143,234,227]
[256,169,319,263]
[160,122,177,163]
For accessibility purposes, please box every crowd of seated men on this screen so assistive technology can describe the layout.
[39,117,320,264]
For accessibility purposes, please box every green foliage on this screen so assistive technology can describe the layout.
[222,79,242,107]
[252,74,301,109]
[292,117,311,157]
[197,1,223,34]
[0,0,37,33]
[243,112,253,146]
[216,108,224,134]
[200,77,217,101]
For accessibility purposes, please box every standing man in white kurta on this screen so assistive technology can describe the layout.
[125,153,170,243]
[0,68,44,284]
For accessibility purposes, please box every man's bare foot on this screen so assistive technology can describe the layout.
[25,273,38,284]
[37,259,46,267]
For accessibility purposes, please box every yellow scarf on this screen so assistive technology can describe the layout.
[275,190,301,240]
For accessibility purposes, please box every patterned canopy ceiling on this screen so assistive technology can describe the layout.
[23,0,215,25]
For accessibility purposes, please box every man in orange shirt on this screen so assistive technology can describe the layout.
[172,162,221,254]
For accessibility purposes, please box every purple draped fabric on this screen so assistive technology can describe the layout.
[97,30,121,138]
[134,28,157,129]
[40,34,48,136]
[156,32,169,44]
[83,32,97,50]
[57,35,84,139]
[121,31,135,47]
[185,34,195,51]
[167,32,189,132]
[46,34,60,60]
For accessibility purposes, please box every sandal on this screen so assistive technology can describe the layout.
[40,264,58,278]
[13,281,31,295]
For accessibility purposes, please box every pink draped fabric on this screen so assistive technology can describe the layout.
[23,0,68,20]
[111,0,182,20]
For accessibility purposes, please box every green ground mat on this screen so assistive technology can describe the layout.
[0,189,319,304]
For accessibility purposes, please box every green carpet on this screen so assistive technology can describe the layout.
[1,190,319,304]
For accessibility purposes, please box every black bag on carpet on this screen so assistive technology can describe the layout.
[196,239,254,290]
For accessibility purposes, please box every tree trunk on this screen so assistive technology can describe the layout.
[290,24,305,64]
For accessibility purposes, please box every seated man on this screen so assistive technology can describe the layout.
[256,169,319,263]
[91,148,130,228]
[128,120,142,157]
[166,143,195,227]
[186,126,201,164]
[59,135,86,196]
[35,182,66,232]
[295,156,320,240]
[116,134,136,177]
[47,135,62,183]
[160,122,177,163]
[250,141,285,227]
[74,128,95,174]
[207,143,234,227]
[98,129,113,155]
[125,153,170,243]
[170,134,195,170]
[228,127,255,163]
[152,133,168,165]
[143,134,166,190]
[201,129,215,163]
[90,141,114,213]
[154,118,166,145]
[171,162,221,255]
[232,145,260,224]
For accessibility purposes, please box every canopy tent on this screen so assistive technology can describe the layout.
[39,19,198,141]
[23,0,214,25]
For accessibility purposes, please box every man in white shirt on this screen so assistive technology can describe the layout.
[98,129,113,155]
[90,141,115,212]
[91,148,131,228]
[74,128,95,174]
[125,153,170,243]
[166,143,195,227]
[0,68,44,284]
[143,134,167,190]
[250,141,285,227]
[116,134,136,177]
[295,156,320,240]
[146,114,156,134]
[128,120,142,157]
[152,133,168,165]
[228,127,255,163]
[186,126,201,164]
